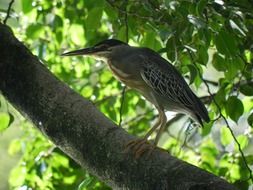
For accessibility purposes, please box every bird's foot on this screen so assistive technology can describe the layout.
[125,138,156,159]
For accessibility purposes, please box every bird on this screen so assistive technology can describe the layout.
[62,39,210,155]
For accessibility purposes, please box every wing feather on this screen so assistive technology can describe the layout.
[139,53,195,110]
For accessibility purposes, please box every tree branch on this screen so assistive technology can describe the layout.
[3,0,15,24]
[0,24,238,190]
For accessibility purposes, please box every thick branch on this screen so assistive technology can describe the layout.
[0,24,238,190]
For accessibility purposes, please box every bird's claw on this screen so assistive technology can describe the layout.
[124,138,156,159]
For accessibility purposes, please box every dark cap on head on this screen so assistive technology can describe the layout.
[95,39,128,47]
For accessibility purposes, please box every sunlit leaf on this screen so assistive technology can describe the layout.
[26,24,44,39]
[22,0,33,14]
[8,139,21,155]
[0,112,10,132]
[69,24,85,45]
[236,135,248,150]
[220,127,233,146]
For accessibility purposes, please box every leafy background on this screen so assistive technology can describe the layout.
[0,0,253,189]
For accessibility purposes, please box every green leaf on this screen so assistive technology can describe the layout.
[212,53,227,71]
[166,36,176,61]
[8,139,21,155]
[187,64,197,84]
[78,177,95,190]
[225,96,244,122]
[26,24,44,40]
[0,112,10,132]
[220,126,233,146]
[236,135,248,150]
[229,19,246,37]
[240,84,253,96]
[196,0,207,16]
[85,8,103,31]
[22,0,33,14]
[247,113,253,127]
[69,24,85,45]
[198,46,208,65]
[215,29,237,57]
[188,14,206,29]
[225,59,239,80]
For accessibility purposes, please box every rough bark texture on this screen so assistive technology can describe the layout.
[0,23,238,190]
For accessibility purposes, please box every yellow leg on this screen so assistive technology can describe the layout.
[154,110,167,145]
[126,108,162,147]
[125,107,167,158]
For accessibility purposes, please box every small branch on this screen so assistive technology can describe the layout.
[118,85,126,127]
[118,0,129,127]
[3,0,15,25]
[187,49,253,183]
[124,0,129,43]
[105,0,169,26]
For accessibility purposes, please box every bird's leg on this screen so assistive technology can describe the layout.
[134,109,167,157]
[125,107,165,158]
[154,110,167,145]
[126,112,162,148]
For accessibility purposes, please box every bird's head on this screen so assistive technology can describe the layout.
[61,39,128,59]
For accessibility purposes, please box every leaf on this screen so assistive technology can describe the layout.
[166,36,176,61]
[247,113,253,127]
[215,29,237,57]
[240,84,253,96]
[26,24,44,39]
[187,64,197,84]
[224,59,239,80]
[69,24,85,45]
[220,126,233,146]
[85,8,103,31]
[0,112,10,132]
[229,19,246,37]
[78,177,95,190]
[236,135,248,150]
[212,53,227,71]
[52,15,63,31]
[187,14,206,29]
[198,46,208,65]
[225,96,244,122]
[22,0,33,14]
[8,139,21,155]
[196,0,207,16]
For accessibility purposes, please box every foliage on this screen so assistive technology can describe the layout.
[0,0,253,189]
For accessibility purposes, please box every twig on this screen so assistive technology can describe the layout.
[105,0,169,26]
[166,128,200,155]
[124,0,129,43]
[3,0,15,25]
[187,49,253,183]
[118,0,129,127]
[118,86,126,127]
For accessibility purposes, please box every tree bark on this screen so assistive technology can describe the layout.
[0,23,238,190]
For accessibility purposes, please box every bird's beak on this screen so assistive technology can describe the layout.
[61,47,96,56]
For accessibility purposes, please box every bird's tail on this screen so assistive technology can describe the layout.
[192,93,210,127]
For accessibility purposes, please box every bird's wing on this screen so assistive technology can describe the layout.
[139,51,196,109]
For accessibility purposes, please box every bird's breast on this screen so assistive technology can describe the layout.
[107,63,146,90]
